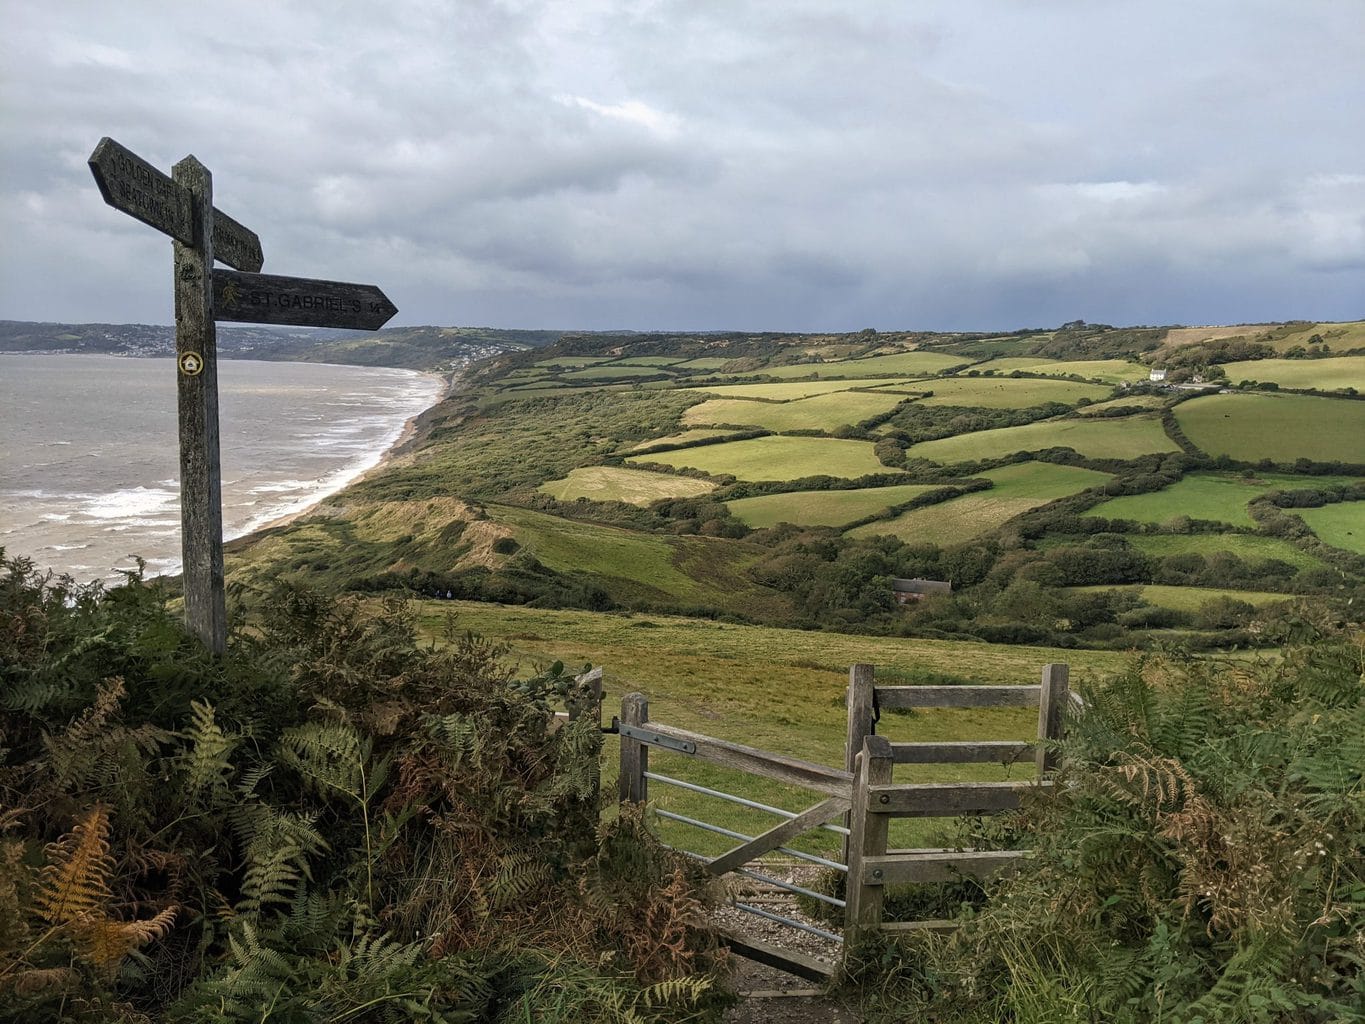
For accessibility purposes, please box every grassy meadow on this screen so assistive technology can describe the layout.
[906,375,1112,408]
[1292,501,1365,553]
[1066,583,1292,612]
[1123,532,1328,570]
[1173,392,1365,463]
[628,428,747,451]
[725,482,944,528]
[1218,355,1365,392]
[847,462,1111,545]
[974,357,1149,383]
[684,377,919,399]
[681,390,912,430]
[537,466,717,504]
[905,413,1179,463]
[749,351,967,378]
[1082,471,1327,527]
[627,434,896,480]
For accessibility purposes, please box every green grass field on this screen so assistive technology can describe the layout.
[684,377,920,400]
[1264,320,1365,354]
[726,483,944,528]
[627,434,896,481]
[974,358,1149,384]
[1173,393,1365,464]
[1083,471,1331,527]
[416,600,1131,851]
[1123,533,1327,570]
[847,462,1111,545]
[606,356,688,366]
[560,364,674,380]
[1067,584,1291,612]
[905,414,1179,464]
[536,466,717,505]
[681,390,912,431]
[628,428,748,452]
[1218,356,1365,392]
[751,351,967,378]
[673,357,734,370]
[1293,501,1365,553]
[903,376,1111,409]
[1076,395,1169,416]
[533,356,613,367]
[490,504,788,617]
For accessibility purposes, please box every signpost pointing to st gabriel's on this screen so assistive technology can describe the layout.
[88,136,399,654]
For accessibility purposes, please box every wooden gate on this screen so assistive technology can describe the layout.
[614,661,1072,978]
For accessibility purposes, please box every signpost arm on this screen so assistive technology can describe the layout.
[172,156,227,654]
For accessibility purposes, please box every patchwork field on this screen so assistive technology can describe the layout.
[1264,320,1365,353]
[1067,584,1291,613]
[606,356,687,366]
[673,357,733,370]
[905,414,1179,464]
[1173,393,1365,464]
[1162,325,1267,347]
[1123,533,1327,571]
[685,378,918,400]
[1076,394,1169,416]
[627,434,895,481]
[628,428,748,452]
[560,364,672,380]
[1217,355,1365,392]
[846,462,1111,545]
[902,376,1111,409]
[726,483,943,528]
[975,358,1149,384]
[1292,501,1365,554]
[536,466,716,505]
[751,351,967,378]
[1082,471,1326,527]
[534,355,612,367]
[681,390,911,431]
[489,504,786,617]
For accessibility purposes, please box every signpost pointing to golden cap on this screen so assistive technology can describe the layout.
[88,137,399,654]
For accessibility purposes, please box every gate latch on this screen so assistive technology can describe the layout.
[617,722,697,754]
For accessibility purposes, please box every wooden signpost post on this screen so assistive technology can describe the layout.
[88,137,398,654]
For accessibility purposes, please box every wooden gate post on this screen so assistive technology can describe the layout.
[843,663,876,863]
[845,734,894,949]
[1036,663,1070,776]
[171,156,226,655]
[619,692,649,804]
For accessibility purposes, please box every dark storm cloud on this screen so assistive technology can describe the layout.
[1,0,1361,331]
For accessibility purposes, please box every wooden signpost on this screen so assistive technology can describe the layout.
[88,137,398,654]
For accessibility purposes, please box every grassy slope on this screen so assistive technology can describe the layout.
[1124,533,1328,570]
[750,351,968,378]
[726,483,944,528]
[627,434,896,481]
[1218,355,1365,391]
[536,466,717,504]
[683,377,922,399]
[1293,501,1365,554]
[974,358,1149,383]
[906,414,1178,464]
[1067,584,1292,612]
[1173,392,1365,463]
[909,376,1112,408]
[681,390,911,430]
[1083,471,1333,527]
[1075,394,1169,415]
[627,428,747,451]
[847,462,1111,545]
[421,600,1130,851]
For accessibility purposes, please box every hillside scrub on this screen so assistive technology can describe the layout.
[842,633,1365,1022]
[0,555,729,1023]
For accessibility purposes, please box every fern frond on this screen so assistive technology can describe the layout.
[179,699,239,803]
[33,805,113,927]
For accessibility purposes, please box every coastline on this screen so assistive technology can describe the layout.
[223,369,457,550]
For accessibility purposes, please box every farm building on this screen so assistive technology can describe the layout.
[891,578,952,603]
[1149,369,1167,382]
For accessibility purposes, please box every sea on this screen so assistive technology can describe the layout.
[0,354,443,585]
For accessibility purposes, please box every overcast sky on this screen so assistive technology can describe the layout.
[1,1,1361,333]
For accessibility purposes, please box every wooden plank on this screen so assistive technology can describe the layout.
[707,795,850,876]
[875,685,1041,709]
[640,723,853,796]
[866,780,1046,817]
[172,155,226,656]
[843,663,875,864]
[860,849,1028,885]
[1037,663,1070,775]
[891,741,1035,765]
[619,693,648,804]
[721,933,834,983]
[844,736,894,945]
[212,270,397,330]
